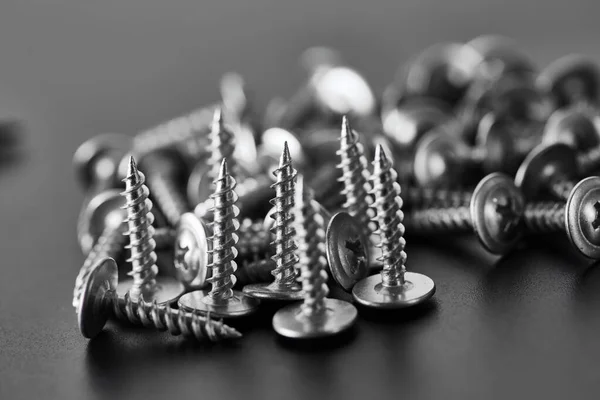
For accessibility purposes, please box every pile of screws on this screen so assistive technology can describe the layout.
[73,36,600,343]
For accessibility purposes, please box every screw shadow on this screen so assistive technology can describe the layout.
[354,297,439,324]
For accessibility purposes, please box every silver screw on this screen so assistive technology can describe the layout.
[178,159,260,318]
[234,258,276,287]
[120,156,184,304]
[243,142,303,301]
[77,257,241,341]
[273,177,357,338]
[352,145,436,309]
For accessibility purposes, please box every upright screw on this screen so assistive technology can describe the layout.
[273,178,357,338]
[243,142,304,301]
[523,176,600,259]
[403,173,525,255]
[337,116,374,241]
[352,145,436,309]
[120,156,184,304]
[178,159,260,318]
[77,257,241,341]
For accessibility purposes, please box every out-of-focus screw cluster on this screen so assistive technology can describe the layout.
[72,37,600,343]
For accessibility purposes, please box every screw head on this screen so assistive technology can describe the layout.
[515,143,579,200]
[78,257,118,339]
[178,289,260,318]
[73,133,132,190]
[173,212,211,288]
[77,189,125,254]
[475,113,525,174]
[272,299,357,339]
[542,106,600,151]
[413,128,470,187]
[352,272,436,309]
[467,35,536,80]
[325,212,370,292]
[470,172,525,254]
[537,54,600,109]
[116,277,185,305]
[566,176,600,259]
[243,281,303,301]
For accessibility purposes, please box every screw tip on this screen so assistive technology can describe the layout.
[127,155,138,177]
[280,141,292,167]
[340,115,358,144]
[218,158,229,180]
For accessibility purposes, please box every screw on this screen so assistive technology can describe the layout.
[77,257,241,341]
[234,258,276,287]
[352,145,436,309]
[243,142,304,301]
[77,189,126,255]
[119,156,184,304]
[178,159,260,318]
[523,176,600,259]
[467,35,535,83]
[273,177,357,339]
[404,172,525,255]
[542,104,600,152]
[537,54,600,109]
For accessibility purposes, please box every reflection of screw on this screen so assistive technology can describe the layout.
[243,142,303,301]
[178,159,260,318]
[77,257,241,341]
[352,145,436,309]
[273,177,357,339]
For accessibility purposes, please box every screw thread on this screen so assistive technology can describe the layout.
[523,202,565,233]
[235,258,276,286]
[208,108,237,183]
[370,146,407,287]
[578,146,600,175]
[207,159,239,300]
[549,179,575,201]
[296,181,329,316]
[108,291,242,341]
[404,206,473,233]
[404,185,472,208]
[337,116,374,240]
[146,172,190,226]
[72,224,127,308]
[270,142,300,285]
[121,157,159,300]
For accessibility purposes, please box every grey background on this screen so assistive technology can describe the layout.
[2,1,600,399]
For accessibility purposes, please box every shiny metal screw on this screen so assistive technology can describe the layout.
[77,257,241,341]
[273,179,357,338]
[352,145,436,309]
[234,258,276,287]
[178,159,260,318]
[119,156,184,304]
[542,104,600,152]
[523,176,600,259]
[243,142,304,301]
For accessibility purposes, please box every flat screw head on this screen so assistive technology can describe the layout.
[178,289,260,318]
[566,176,600,259]
[467,35,535,80]
[352,272,436,309]
[514,143,579,200]
[272,299,357,339]
[325,212,370,292]
[78,189,126,254]
[542,106,600,151]
[413,128,469,187]
[242,281,304,301]
[173,212,211,288]
[116,277,185,305]
[470,172,525,254]
[78,257,118,339]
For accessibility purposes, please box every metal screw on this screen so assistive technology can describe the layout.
[352,145,436,309]
[523,176,600,259]
[404,173,525,255]
[243,142,304,301]
[542,104,600,152]
[273,178,357,338]
[178,159,260,318]
[119,156,184,304]
[77,257,241,341]
[234,258,276,287]
[76,189,126,255]
[467,35,535,83]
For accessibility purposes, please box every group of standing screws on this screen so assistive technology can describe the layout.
[72,35,600,344]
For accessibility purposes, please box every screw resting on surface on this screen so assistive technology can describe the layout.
[337,116,374,241]
[121,156,159,300]
[404,206,473,233]
[523,202,565,232]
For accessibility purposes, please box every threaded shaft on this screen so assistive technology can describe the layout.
[235,258,276,286]
[295,179,329,316]
[523,202,565,233]
[72,224,127,308]
[208,107,237,184]
[270,142,300,285]
[337,116,374,240]
[121,157,159,300]
[146,172,190,227]
[207,159,239,301]
[403,206,473,233]
[107,291,241,341]
[548,179,575,201]
[403,185,472,209]
[578,146,600,175]
[370,145,407,287]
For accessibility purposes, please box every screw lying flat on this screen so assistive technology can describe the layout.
[77,257,241,341]
[352,145,436,309]
[542,105,600,152]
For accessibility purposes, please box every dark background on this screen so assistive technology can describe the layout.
[2,1,600,399]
